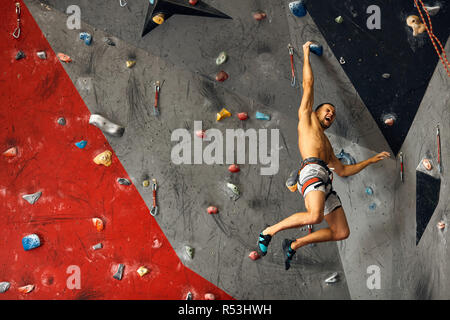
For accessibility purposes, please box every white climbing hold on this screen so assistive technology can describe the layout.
[22,191,42,205]
[0,282,11,293]
[325,272,339,284]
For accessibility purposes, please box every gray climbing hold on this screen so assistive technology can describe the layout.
[37,51,47,59]
[335,16,344,23]
[22,191,42,205]
[117,178,131,186]
[89,114,125,137]
[185,245,194,259]
[103,37,116,46]
[92,243,103,250]
[216,51,228,65]
[227,183,240,196]
[113,264,125,280]
[15,51,26,60]
[0,282,11,293]
[57,117,66,126]
[382,73,391,79]
[325,272,339,284]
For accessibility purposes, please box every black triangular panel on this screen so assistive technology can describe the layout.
[416,171,440,245]
[306,0,449,155]
[142,0,232,37]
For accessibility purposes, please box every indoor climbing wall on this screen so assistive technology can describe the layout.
[1,0,449,300]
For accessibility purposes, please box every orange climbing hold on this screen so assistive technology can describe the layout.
[216,108,231,121]
[2,147,17,157]
[18,284,34,294]
[92,218,104,231]
[57,53,72,63]
[253,11,267,21]
[422,158,432,171]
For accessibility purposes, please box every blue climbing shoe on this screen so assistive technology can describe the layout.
[257,227,272,256]
[282,239,296,270]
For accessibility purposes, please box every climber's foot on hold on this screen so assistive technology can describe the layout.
[282,239,296,270]
[257,226,272,256]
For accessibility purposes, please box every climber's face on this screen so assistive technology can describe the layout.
[316,104,336,129]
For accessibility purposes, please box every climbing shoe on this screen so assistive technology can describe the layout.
[286,169,300,192]
[257,227,272,256]
[282,239,296,270]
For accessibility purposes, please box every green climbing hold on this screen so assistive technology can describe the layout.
[335,16,344,23]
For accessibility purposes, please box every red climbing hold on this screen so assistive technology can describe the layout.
[2,147,17,157]
[237,112,248,120]
[228,164,240,173]
[189,0,198,5]
[215,71,229,82]
[248,251,260,261]
[196,130,206,138]
[384,117,395,126]
[253,11,267,21]
[204,293,216,300]
[207,206,218,214]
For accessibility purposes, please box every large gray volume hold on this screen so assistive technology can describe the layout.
[89,114,125,137]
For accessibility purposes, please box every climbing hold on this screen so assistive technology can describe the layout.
[437,221,445,230]
[216,51,228,65]
[22,191,42,205]
[309,43,323,56]
[406,15,426,36]
[18,284,34,294]
[204,293,216,300]
[75,140,87,149]
[92,243,103,250]
[336,149,356,165]
[425,5,440,16]
[79,32,92,46]
[137,266,149,277]
[113,264,125,280]
[383,113,396,126]
[365,187,374,196]
[216,108,231,121]
[207,206,218,214]
[382,73,391,79]
[103,37,116,46]
[215,70,229,82]
[57,117,66,126]
[0,282,11,293]
[92,217,104,231]
[152,13,165,25]
[253,11,267,21]
[22,234,41,251]
[422,158,432,171]
[237,112,248,120]
[37,51,47,59]
[89,114,125,137]
[335,16,344,24]
[255,111,270,120]
[339,57,346,64]
[227,183,240,196]
[195,130,206,139]
[93,150,113,167]
[325,272,339,284]
[142,179,150,187]
[126,60,136,68]
[3,146,17,157]
[369,203,377,210]
[289,1,307,17]
[186,292,193,300]
[248,251,260,261]
[185,245,195,259]
[57,53,72,63]
[189,0,198,5]
[228,164,240,173]
[15,50,25,60]
[117,178,131,186]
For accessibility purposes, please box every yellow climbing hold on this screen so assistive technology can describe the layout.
[152,13,165,25]
[137,266,149,277]
[216,108,231,121]
[93,150,112,167]
[126,60,136,68]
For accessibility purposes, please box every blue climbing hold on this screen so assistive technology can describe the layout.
[309,43,323,56]
[289,1,307,18]
[365,187,374,195]
[149,0,155,4]
[256,111,270,120]
[369,203,377,210]
[22,234,41,251]
[79,32,92,46]
[336,149,356,165]
[75,140,87,149]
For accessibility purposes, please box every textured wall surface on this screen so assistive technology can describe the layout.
[1,0,448,299]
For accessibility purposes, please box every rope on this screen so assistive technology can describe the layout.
[413,0,450,77]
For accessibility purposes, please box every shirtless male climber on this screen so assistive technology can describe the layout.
[257,41,390,270]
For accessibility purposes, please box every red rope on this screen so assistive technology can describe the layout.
[413,0,450,77]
